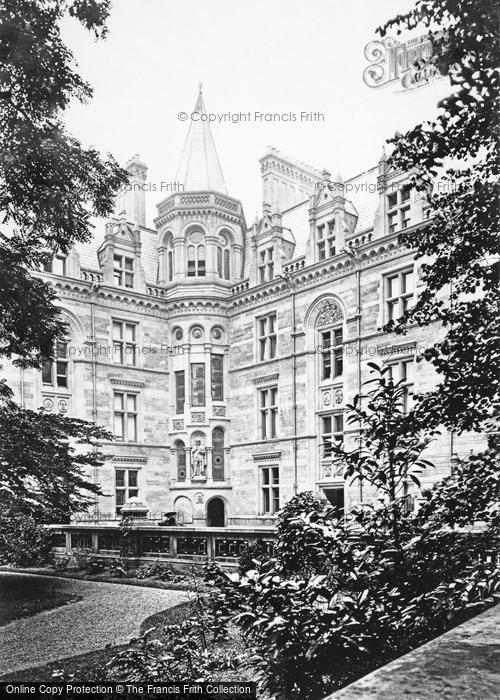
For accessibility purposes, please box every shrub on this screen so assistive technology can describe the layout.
[70,546,95,570]
[238,539,271,575]
[0,510,51,566]
[206,499,499,700]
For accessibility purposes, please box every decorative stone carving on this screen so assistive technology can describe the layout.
[189,230,203,244]
[194,491,204,504]
[57,399,68,414]
[322,461,343,480]
[212,327,222,340]
[322,391,331,407]
[191,327,203,340]
[316,301,343,328]
[213,406,226,417]
[172,419,184,431]
[334,389,343,404]
[252,373,279,385]
[333,461,344,477]
[42,398,54,412]
[191,412,205,423]
[191,439,207,480]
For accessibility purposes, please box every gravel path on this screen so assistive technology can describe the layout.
[0,572,188,674]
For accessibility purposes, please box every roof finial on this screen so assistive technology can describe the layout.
[198,81,203,94]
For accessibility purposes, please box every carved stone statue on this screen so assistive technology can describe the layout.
[191,439,206,478]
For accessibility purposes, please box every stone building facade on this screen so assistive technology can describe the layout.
[5,89,485,527]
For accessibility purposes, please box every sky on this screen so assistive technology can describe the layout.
[61,0,453,228]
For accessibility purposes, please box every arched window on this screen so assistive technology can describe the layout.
[212,427,224,481]
[186,229,206,277]
[197,245,206,276]
[316,301,344,383]
[168,250,173,281]
[42,339,69,389]
[187,244,206,277]
[217,232,231,280]
[187,245,196,276]
[175,440,186,482]
[216,247,222,277]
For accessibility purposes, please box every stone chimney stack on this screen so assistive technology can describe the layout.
[115,154,148,227]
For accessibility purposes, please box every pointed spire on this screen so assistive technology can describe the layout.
[175,85,227,194]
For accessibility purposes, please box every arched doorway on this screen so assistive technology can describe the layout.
[206,497,225,527]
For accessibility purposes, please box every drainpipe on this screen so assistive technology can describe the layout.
[291,279,298,495]
[356,263,362,502]
[278,272,298,495]
[90,283,100,424]
[90,284,100,516]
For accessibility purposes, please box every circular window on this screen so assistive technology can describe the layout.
[212,327,223,340]
[192,327,203,340]
[173,328,183,342]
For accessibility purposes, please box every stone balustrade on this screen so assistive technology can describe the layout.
[48,523,275,572]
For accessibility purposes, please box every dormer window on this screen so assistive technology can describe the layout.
[387,185,412,233]
[317,220,335,261]
[43,255,66,275]
[258,247,274,283]
[113,254,134,288]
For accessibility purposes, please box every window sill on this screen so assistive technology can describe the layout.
[42,386,71,394]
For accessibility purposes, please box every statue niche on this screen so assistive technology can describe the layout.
[191,433,207,481]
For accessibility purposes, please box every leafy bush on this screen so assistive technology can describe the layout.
[202,367,500,699]
[206,500,499,700]
[417,434,500,528]
[53,555,70,571]
[132,562,185,582]
[70,546,95,570]
[0,510,51,566]
[238,539,271,575]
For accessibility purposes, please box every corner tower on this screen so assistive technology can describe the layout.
[154,86,246,527]
[155,86,245,293]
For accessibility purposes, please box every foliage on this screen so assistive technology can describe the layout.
[0,245,67,380]
[0,401,112,522]
[378,0,500,432]
[274,492,331,576]
[69,546,106,574]
[107,570,241,682]
[202,367,500,699]
[331,363,436,556]
[417,434,500,528]
[0,509,51,565]
[0,2,123,527]
[206,505,498,699]
[0,0,127,368]
[238,539,272,576]
[132,562,185,583]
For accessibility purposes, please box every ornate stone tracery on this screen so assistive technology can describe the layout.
[315,301,343,328]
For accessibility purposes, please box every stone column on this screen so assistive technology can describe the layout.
[206,446,213,483]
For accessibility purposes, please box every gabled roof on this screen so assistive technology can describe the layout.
[175,85,227,194]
